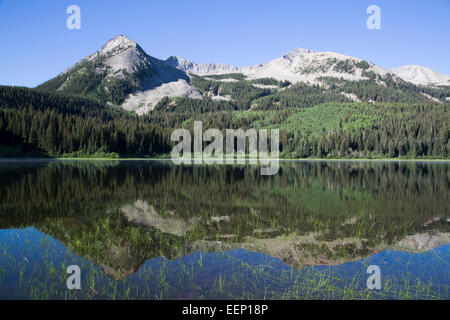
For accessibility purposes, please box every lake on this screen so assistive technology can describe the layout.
[0,160,448,299]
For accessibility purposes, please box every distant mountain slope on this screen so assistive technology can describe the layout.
[165,56,240,75]
[391,65,450,87]
[241,48,400,85]
[169,48,402,86]
[36,34,450,115]
[38,35,202,115]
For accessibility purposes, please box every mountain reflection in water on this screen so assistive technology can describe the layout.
[0,160,448,299]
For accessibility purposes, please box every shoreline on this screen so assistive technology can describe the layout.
[0,157,449,163]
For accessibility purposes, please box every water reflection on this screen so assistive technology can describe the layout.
[0,160,448,299]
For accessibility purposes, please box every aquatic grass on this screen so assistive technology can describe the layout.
[0,161,448,300]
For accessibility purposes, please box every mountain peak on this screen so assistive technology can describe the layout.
[107,34,136,45]
[283,48,315,59]
[98,35,138,56]
[165,55,192,66]
[391,65,450,86]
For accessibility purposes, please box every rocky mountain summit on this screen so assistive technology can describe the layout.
[38,35,450,115]
[391,65,450,86]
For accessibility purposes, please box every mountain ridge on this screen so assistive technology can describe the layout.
[38,35,202,114]
[37,35,450,115]
[391,65,450,87]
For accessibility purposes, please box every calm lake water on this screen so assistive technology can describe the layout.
[0,160,448,299]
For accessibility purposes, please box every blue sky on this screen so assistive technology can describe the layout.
[0,0,449,87]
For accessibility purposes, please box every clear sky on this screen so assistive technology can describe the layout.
[0,0,449,87]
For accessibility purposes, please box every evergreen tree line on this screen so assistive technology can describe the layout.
[1,161,448,241]
[0,85,448,159]
[36,58,152,105]
[0,107,171,156]
[282,112,449,159]
[149,104,449,159]
[0,86,171,156]
[189,74,450,111]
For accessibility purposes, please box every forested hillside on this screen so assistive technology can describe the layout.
[0,86,171,157]
[1,64,450,162]
[37,59,141,105]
